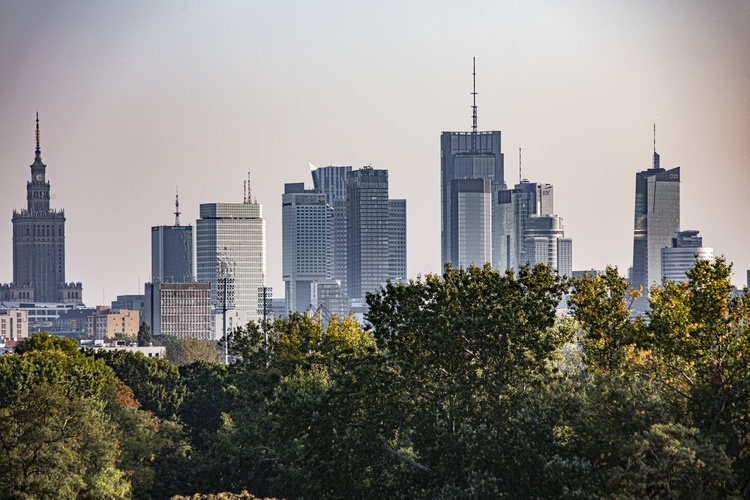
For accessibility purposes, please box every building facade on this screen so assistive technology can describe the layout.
[451,178,492,267]
[152,225,193,283]
[144,281,212,339]
[388,199,407,282]
[85,306,139,339]
[631,147,680,296]
[0,309,28,340]
[282,183,331,313]
[10,114,82,303]
[196,200,266,322]
[661,230,713,284]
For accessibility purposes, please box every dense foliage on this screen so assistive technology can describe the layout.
[1,259,749,498]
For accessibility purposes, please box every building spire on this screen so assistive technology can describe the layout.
[471,57,478,152]
[174,187,181,226]
[652,122,660,169]
[519,147,522,184]
[35,112,41,159]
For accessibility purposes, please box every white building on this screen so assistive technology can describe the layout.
[144,282,212,339]
[661,230,713,284]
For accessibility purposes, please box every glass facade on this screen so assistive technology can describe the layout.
[388,199,407,281]
[151,225,193,282]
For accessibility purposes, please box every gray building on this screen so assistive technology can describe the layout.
[388,199,407,282]
[311,164,352,206]
[144,281,212,339]
[661,230,713,284]
[631,144,680,298]
[196,198,266,322]
[10,114,82,303]
[282,183,331,313]
[441,61,504,269]
[451,178,492,267]
[346,167,390,300]
[152,225,193,283]
[523,215,572,276]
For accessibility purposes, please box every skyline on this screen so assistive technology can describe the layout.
[1,1,749,305]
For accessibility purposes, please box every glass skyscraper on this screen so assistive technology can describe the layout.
[196,201,266,322]
[151,225,193,283]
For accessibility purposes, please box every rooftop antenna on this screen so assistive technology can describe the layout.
[243,180,247,204]
[652,122,660,169]
[519,148,522,184]
[471,57,478,152]
[174,187,181,226]
[35,112,41,158]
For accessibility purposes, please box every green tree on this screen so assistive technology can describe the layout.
[137,321,152,346]
[15,330,80,356]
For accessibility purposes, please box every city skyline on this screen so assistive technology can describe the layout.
[1,1,749,305]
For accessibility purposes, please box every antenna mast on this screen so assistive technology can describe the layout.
[471,57,478,152]
[35,112,41,158]
[519,148,522,184]
[174,187,181,226]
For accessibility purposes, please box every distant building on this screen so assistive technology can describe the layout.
[0,309,28,339]
[9,114,83,303]
[572,269,606,280]
[111,295,145,321]
[661,230,713,284]
[85,306,139,339]
[451,178,492,268]
[80,339,165,358]
[0,301,87,332]
[52,307,94,335]
[144,281,212,339]
[152,225,193,283]
[310,280,350,322]
[388,199,407,282]
[282,183,331,313]
[631,134,680,297]
[196,195,266,323]
[311,164,352,206]
[523,215,572,276]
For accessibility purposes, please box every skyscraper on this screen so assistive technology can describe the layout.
[151,191,193,283]
[631,131,680,297]
[282,182,331,313]
[451,178,492,267]
[441,60,504,269]
[523,214,572,276]
[388,199,407,282]
[10,114,82,303]
[661,230,713,284]
[196,193,266,323]
[346,167,389,300]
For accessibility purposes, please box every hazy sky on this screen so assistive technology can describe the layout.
[1,0,749,306]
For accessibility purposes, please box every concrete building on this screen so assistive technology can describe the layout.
[196,196,266,322]
[661,230,713,284]
[111,295,145,320]
[0,301,87,333]
[80,339,166,359]
[346,167,390,300]
[388,199,407,282]
[282,183,331,313]
[441,62,504,269]
[8,114,83,303]
[144,281,212,339]
[86,306,139,339]
[631,139,680,297]
[0,309,28,339]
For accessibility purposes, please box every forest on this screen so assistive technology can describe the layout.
[1,258,749,499]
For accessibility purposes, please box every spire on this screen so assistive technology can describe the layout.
[652,123,660,169]
[174,187,181,226]
[518,148,522,184]
[35,112,41,159]
[471,57,478,152]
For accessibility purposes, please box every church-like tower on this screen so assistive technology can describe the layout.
[9,114,81,303]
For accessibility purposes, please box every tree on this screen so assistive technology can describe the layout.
[138,321,152,346]
[15,330,80,356]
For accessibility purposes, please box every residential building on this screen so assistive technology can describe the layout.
[85,306,139,339]
[661,230,713,284]
[0,309,28,339]
[144,281,212,339]
[8,114,83,303]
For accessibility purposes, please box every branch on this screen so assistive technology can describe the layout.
[380,437,434,475]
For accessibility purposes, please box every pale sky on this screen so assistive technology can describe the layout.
[1,0,749,306]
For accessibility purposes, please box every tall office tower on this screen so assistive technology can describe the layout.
[451,178,492,267]
[311,164,352,206]
[631,129,680,297]
[282,182,332,313]
[661,230,713,284]
[196,193,266,322]
[388,199,407,281]
[332,198,349,297]
[151,191,193,283]
[11,114,82,303]
[523,215,572,275]
[144,282,212,339]
[494,180,553,272]
[346,167,390,300]
[441,60,504,268]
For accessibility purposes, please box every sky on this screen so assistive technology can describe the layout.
[1,0,749,306]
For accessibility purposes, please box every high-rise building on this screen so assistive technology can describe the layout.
[152,192,193,283]
[451,178,492,267]
[631,133,680,297]
[523,215,572,276]
[282,183,331,313]
[196,196,266,322]
[311,164,352,206]
[661,230,713,284]
[144,282,212,339]
[441,60,504,269]
[388,199,407,281]
[10,114,82,303]
[346,167,389,300]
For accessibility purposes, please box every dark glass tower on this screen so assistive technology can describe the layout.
[11,114,71,302]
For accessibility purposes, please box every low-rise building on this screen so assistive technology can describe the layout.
[0,308,28,339]
[86,306,139,339]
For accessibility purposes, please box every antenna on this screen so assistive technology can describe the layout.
[471,57,478,151]
[519,148,522,184]
[174,187,181,226]
[652,122,660,170]
[243,181,247,204]
[653,123,656,153]
[35,112,41,158]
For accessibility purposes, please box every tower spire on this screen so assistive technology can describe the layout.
[652,122,660,169]
[35,112,41,159]
[471,57,478,152]
[174,187,181,226]
[519,148,522,184]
